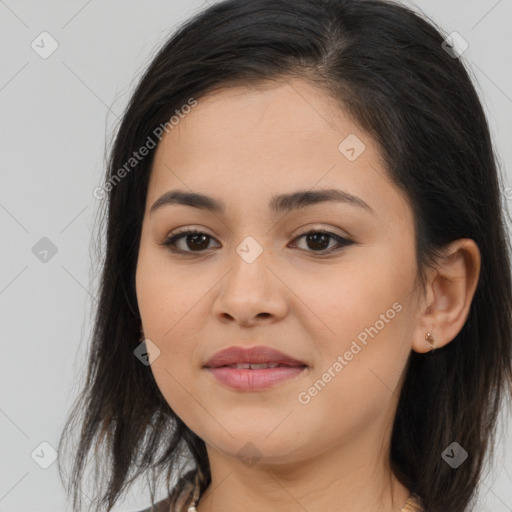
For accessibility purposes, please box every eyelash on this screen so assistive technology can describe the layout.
[161,227,354,256]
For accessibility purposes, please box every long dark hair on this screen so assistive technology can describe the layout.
[57,1,512,511]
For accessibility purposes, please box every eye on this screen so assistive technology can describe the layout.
[290,228,354,254]
[161,228,219,253]
[160,227,353,255]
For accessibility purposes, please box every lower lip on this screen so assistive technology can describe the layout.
[205,366,308,391]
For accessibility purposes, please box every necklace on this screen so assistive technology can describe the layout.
[186,492,420,511]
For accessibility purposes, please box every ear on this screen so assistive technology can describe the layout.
[412,238,481,353]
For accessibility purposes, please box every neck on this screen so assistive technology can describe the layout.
[196,424,411,512]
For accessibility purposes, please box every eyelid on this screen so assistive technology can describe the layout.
[165,223,349,239]
[160,224,354,256]
[293,224,350,238]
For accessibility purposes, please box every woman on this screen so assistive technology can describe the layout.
[58,1,512,511]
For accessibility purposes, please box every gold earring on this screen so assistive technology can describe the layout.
[425,331,436,352]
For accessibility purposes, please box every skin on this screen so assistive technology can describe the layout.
[135,78,481,512]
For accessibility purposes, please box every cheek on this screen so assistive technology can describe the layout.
[135,250,202,408]
[296,256,412,350]
[291,284,411,451]
[292,249,415,400]
[136,243,201,340]
[136,259,202,421]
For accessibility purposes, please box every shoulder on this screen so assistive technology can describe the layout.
[133,497,172,512]
[136,471,199,512]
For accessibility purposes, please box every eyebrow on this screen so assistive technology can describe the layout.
[149,188,376,216]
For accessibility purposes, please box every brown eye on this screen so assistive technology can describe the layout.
[162,229,218,253]
[291,229,353,254]
[161,228,353,256]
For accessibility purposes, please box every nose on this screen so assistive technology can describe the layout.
[212,243,289,327]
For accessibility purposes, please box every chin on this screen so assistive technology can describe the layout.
[202,429,308,465]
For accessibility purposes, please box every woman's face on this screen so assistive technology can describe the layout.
[136,78,423,466]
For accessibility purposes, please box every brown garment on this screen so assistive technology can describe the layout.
[135,497,171,512]
[136,492,425,512]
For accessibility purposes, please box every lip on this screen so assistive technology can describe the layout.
[203,345,309,392]
[203,345,307,368]
[206,366,308,391]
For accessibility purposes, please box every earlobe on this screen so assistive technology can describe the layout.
[425,331,436,352]
[412,326,439,354]
[411,238,481,354]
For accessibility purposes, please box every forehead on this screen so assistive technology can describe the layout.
[155,79,359,163]
[146,78,411,224]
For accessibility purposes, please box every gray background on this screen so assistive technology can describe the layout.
[1,0,511,511]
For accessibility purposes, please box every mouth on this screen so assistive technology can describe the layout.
[213,362,307,369]
[203,345,308,369]
[207,365,308,392]
[203,345,309,391]
[204,363,309,391]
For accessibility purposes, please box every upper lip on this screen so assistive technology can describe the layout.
[204,345,308,368]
